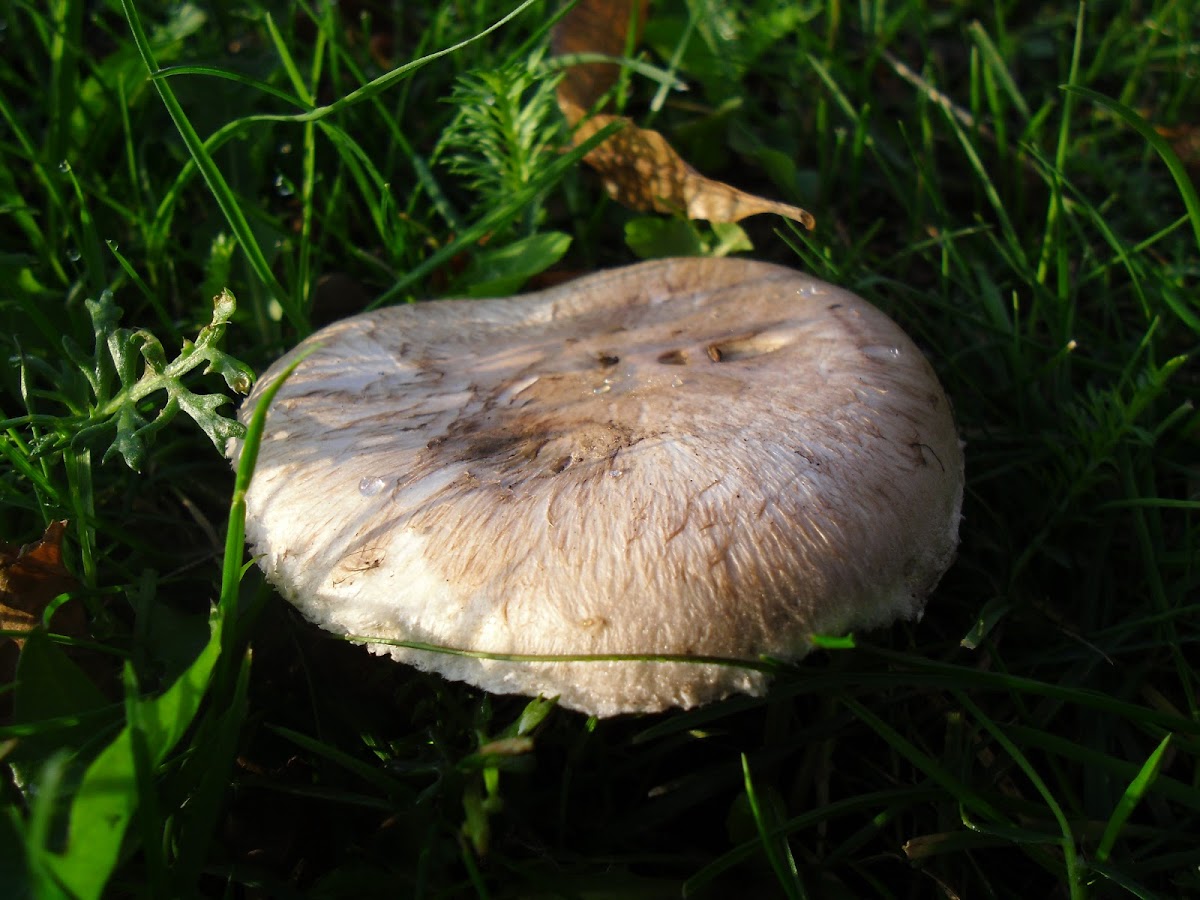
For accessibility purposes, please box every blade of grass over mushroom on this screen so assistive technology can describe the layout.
[341,636,782,673]
[223,348,317,621]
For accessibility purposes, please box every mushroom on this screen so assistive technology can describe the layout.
[232,258,963,717]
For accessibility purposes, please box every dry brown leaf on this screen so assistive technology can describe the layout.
[1153,122,1200,169]
[0,521,83,641]
[573,112,816,226]
[553,0,814,228]
[551,0,649,111]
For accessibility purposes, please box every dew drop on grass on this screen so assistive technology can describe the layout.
[66,248,81,262]
[58,160,70,174]
[274,174,295,197]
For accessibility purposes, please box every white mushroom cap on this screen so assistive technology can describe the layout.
[232,258,963,717]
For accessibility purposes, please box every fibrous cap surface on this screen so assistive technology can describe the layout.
[233,258,964,716]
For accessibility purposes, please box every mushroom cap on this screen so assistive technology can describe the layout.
[233,258,963,717]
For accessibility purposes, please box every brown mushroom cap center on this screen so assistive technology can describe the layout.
[402,287,872,493]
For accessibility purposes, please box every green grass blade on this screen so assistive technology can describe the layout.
[1096,733,1173,863]
[371,119,623,306]
[741,754,805,900]
[42,621,223,899]
[267,724,422,797]
[222,348,316,618]
[1034,0,1085,297]
[31,331,311,900]
[965,20,1030,119]
[168,650,253,891]
[955,692,1084,899]
[21,751,73,900]
[1003,724,1200,814]
[152,64,311,108]
[293,0,543,123]
[119,0,300,332]
[1064,85,1200,259]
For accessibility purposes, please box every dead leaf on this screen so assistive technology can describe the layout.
[572,112,816,226]
[553,0,814,228]
[0,521,86,690]
[1153,122,1200,170]
[0,521,83,639]
[551,0,649,112]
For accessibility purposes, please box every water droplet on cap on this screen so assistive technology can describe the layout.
[359,476,387,496]
[861,345,901,362]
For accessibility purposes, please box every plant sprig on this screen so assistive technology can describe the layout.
[32,290,254,471]
[435,48,564,236]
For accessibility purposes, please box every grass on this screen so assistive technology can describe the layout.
[1,0,1198,896]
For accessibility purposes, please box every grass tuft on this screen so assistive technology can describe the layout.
[1,1,1197,897]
